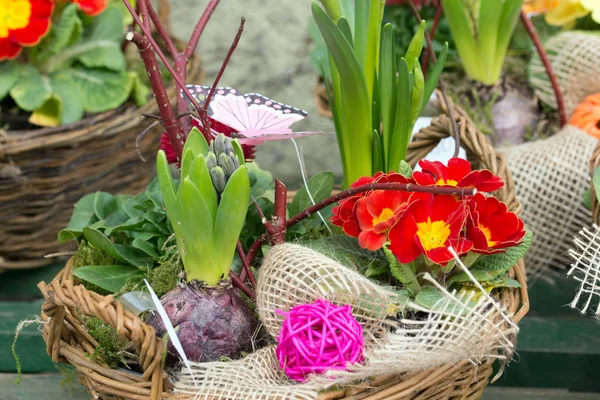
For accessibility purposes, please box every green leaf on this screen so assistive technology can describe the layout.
[183,127,210,159]
[379,23,397,167]
[584,188,592,210]
[231,139,245,164]
[422,42,448,114]
[132,238,160,258]
[83,227,153,267]
[129,72,150,107]
[388,58,411,171]
[49,71,84,124]
[477,0,502,78]
[398,160,413,177]
[372,130,383,173]
[414,286,445,309]
[247,161,274,200]
[10,65,51,111]
[450,230,533,284]
[188,155,218,222]
[592,167,600,204]
[405,20,425,71]
[58,193,99,242]
[384,246,420,295]
[302,235,386,273]
[365,262,389,278]
[0,62,19,100]
[29,95,62,127]
[410,59,424,124]
[288,171,335,216]
[337,17,354,48]
[77,5,126,71]
[73,265,144,294]
[69,67,132,113]
[213,167,250,277]
[37,3,82,61]
[93,192,118,220]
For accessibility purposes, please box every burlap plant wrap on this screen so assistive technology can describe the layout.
[174,244,518,400]
[529,31,600,117]
[504,125,596,280]
[567,224,600,316]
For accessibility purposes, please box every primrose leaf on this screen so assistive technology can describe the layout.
[584,188,592,210]
[288,171,335,217]
[449,230,532,284]
[29,95,62,127]
[132,238,160,258]
[10,65,51,111]
[37,3,82,60]
[58,193,99,242]
[214,167,250,276]
[77,5,126,71]
[0,62,19,100]
[93,192,118,220]
[593,167,600,204]
[384,246,420,296]
[414,286,445,309]
[69,67,132,113]
[83,227,153,267]
[302,235,387,274]
[73,265,144,294]
[49,71,84,124]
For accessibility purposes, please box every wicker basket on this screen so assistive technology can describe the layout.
[0,44,203,270]
[38,95,528,400]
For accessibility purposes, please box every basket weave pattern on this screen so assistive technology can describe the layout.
[38,97,528,400]
[0,51,202,270]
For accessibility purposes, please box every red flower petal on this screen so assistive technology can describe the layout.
[0,38,22,60]
[388,213,422,264]
[159,133,180,165]
[458,170,504,192]
[358,230,387,251]
[71,0,108,16]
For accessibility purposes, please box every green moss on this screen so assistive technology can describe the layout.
[84,316,131,369]
[149,256,183,297]
[71,241,118,295]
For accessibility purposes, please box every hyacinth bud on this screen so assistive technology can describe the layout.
[213,134,227,156]
[218,152,237,178]
[223,139,234,155]
[209,166,227,193]
[230,152,240,169]
[205,152,218,170]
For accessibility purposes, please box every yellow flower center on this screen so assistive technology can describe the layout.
[0,0,32,39]
[372,207,394,226]
[416,218,451,251]
[436,178,459,186]
[478,223,498,247]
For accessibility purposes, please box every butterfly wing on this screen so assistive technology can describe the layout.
[242,93,307,131]
[236,129,331,145]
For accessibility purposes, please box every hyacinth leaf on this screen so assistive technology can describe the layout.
[364,0,383,100]
[405,20,425,71]
[180,148,195,182]
[213,166,250,277]
[319,0,342,22]
[411,59,424,124]
[156,151,178,219]
[422,42,448,114]
[180,177,221,285]
[478,0,502,79]
[353,0,368,69]
[337,18,353,48]
[380,23,397,166]
[183,127,210,159]
[188,155,218,222]
[372,130,383,173]
[338,0,355,34]
[388,58,411,171]
[313,3,372,187]
[231,139,245,164]
[441,0,482,82]
[492,0,524,83]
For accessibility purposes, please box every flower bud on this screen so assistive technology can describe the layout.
[210,166,227,193]
[230,152,241,169]
[224,139,234,155]
[205,152,218,170]
[218,152,237,178]
[213,134,227,156]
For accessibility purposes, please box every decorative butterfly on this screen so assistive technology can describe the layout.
[181,85,329,145]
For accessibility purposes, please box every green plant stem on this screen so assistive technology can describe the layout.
[39,41,116,74]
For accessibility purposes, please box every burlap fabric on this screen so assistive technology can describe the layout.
[568,224,600,315]
[504,125,597,280]
[175,244,517,400]
[529,31,600,118]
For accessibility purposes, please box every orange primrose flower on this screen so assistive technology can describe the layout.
[388,193,473,266]
[0,0,54,60]
[569,93,600,139]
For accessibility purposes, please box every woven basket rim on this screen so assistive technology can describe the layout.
[37,91,529,400]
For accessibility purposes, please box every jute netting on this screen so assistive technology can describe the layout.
[529,31,600,117]
[503,125,597,281]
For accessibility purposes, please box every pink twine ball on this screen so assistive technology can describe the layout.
[275,299,364,382]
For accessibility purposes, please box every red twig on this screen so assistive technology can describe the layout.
[127,31,184,158]
[200,17,245,131]
[138,0,151,31]
[520,10,566,126]
[237,241,256,287]
[246,182,476,265]
[122,0,203,115]
[272,180,287,244]
[407,0,460,158]
[423,5,443,78]
[185,0,221,59]
[229,270,255,298]
[145,0,178,58]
